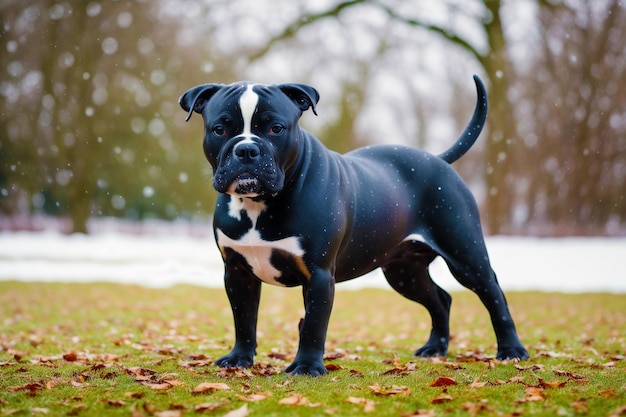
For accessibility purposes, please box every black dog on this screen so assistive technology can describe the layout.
[179,76,529,376]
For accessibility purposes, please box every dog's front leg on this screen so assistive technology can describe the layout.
[285,269,335,376]
[214,268,261,369]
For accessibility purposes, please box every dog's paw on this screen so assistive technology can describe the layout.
[414,339,449,358]
[214,351,254,369]
[496,345,530,361]
[285,360,327,377]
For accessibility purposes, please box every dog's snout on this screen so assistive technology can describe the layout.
[234,142,261,163]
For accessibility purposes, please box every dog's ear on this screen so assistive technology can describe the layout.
[278,84,320,116]
[179,84,223,122]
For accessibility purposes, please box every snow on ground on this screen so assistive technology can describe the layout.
[0,230,625,293]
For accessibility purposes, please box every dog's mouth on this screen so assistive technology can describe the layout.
[227,174,264,197]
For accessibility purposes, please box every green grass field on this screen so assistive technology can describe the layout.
[0,282,624,416]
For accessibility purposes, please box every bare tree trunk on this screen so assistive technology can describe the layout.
[481,0,517,234]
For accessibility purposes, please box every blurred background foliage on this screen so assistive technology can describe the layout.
[1,0,625,235]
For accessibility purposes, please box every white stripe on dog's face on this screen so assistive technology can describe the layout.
[236,84,259,145]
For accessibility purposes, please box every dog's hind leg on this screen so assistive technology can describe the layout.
[381,246,452,357]
[443,253,529,361]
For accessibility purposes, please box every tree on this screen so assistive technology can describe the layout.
[518,0,626,234]
[0,0,233,232]
[241,0,626,235]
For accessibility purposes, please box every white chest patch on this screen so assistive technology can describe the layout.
[217,198,306,286]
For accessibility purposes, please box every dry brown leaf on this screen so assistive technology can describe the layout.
[10,382,45,394]
[278,393,310,406]
[608,405,626,417]
[514,363,544,371]
[274,379,294,388]
[599,389,619,398]
[67,405,86,416]
[222,404,249,417]
[514,386,545,404]
[570,401,588,413]
[346,397,376,413]
[154,411,182,417]
[104,399,126,407]
[470,378,488,388]
[538,377,567,389]
[431,393,454,404]
[429,376,457,387]
[461,400,494,417]
[401,409,435,417]
[237,391,272,402]
[443,362,464,370]
[324,351,345,360]
[143,382,173,391]
[369,383,411,396]
[267,352,289,361]
[163,379,185,387]
[552,369,586,381]
[192,382,231,394]
[325,363,344,371]
[194,401,230,412]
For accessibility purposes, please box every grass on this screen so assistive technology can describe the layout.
[0,281,624,416]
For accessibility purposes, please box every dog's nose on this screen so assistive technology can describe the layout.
[234,142,261,163]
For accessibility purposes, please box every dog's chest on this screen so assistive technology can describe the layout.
[216,198,308,286]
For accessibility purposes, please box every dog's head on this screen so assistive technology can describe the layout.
[180,82,319,198]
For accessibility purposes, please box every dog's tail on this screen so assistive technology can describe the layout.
[437,75,488,164]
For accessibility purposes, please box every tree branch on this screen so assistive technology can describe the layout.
[248,0,369,62]
[372,1,486,67]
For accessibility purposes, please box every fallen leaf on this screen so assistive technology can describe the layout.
[104,399,126,407]
[325,363,344,371]
[469,378,488,388]
[194,401,230,412]
[538,378,567,389]
[324,351,345,360]
[369,383,411,396]
[267,352,289,361]
[30,408,49,414]
[514,387,545,404]
[223,404,249,417]
[429,377,457,387]
[237,391,272,402]
[401,410,435,417]
[462,400,494,417]
[143,382,173,391]
[570,401,588,413]
[608,405,626,417]
[431,393,454,404]
[552,369,586,381]
[163,379,185,387]
[346,397,376,413]
[515,363,544,371]
[10,382,45,395]
[600,389,619,398]
[154,411,182,417]
[191,382,230,394]
[278,393,309,406]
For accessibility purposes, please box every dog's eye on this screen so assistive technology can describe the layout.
[269,124,284,135]
[212,126,226,137]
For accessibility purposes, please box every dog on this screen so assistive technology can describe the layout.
[179,75,529,376]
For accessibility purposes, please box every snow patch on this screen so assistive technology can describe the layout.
[0,231,624,293]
